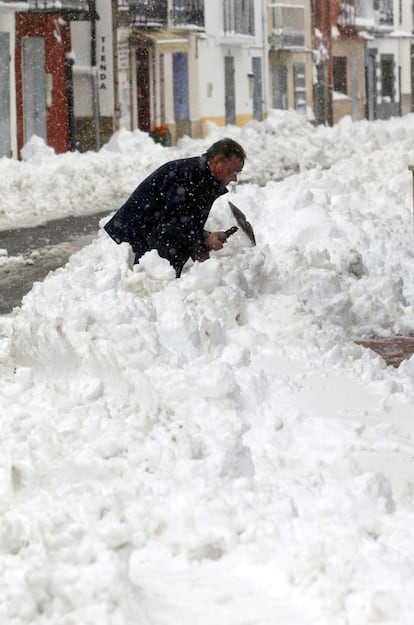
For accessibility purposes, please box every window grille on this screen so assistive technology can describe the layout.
[381,55,394,101]
[270,3,304,48]
[333,56,347,94]
[171,0,204,27]
[223,0,255,36]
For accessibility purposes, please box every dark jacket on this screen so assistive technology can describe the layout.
[104,154,228,276]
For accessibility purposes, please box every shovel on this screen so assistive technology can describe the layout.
[228,201,256,245]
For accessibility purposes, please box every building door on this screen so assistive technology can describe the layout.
[22,37,47,143]
[0,32,11,157]
[272,64,288,109]
[380,54,394,119]
[351,56,359,120]
[366,51,377,120]
[136,46,151,132]
[173,51,190,137]
[252,57,263,121]
[411,45,414,112]
[224,56,236,124]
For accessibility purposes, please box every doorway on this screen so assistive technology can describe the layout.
[351,56,359,120]
[173,51,190,137]
[224,56,236,124]
[252,57,263,121]
[0,32,11,157]
[136,46,151,132]
[366,51,377,120]
[22,37,47,143]
[272,64,288,110]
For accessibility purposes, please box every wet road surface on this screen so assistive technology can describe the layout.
[0,211,108,315]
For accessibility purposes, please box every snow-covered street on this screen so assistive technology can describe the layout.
[0,212,107,313]
[1,111,414,623]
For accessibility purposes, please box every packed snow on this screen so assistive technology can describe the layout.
[1,110,414,624]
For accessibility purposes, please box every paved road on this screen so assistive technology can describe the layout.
[0,211,108,314]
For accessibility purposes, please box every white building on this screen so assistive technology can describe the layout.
[192,1,265,132]
[357,0,414,119]
[68,0,317,149]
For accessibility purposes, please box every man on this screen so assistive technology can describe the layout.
[104,137,246,277]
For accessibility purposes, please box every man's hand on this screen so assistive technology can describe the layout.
[191,227,237,263]
[204,231,226,250]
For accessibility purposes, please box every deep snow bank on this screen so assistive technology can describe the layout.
[2,112,414,623]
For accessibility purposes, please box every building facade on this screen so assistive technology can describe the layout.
[4,0,414,158]
[360,0,414,120]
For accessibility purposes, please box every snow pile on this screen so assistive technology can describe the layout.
[2,110,414,228]
[1,111,414,623]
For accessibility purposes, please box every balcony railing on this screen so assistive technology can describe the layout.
[170,7,204,28]
[2,0,90,11]
[128,0,204,28]
[270,5,305,48]
[129,0,167,25]
[338,1,356,27]
[268,28,304,49]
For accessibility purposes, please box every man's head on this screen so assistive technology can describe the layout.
[206,138,246,189]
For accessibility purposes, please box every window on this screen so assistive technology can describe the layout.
[333,56,347,94]
[223,0,255,36]
[378,0,394,26]
[271,4,305,48]
[381,55,394,100]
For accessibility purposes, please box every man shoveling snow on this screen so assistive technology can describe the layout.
[104,138,246,277]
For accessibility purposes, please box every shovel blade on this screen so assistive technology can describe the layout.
[228,201,256,246]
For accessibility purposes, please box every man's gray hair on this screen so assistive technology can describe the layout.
[206,138,246,162]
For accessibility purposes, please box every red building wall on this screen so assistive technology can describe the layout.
[15,13,71,156]
[312,0,336,87]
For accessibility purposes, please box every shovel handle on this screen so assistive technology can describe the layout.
[219,226,238,242]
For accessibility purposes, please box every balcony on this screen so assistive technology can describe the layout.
[269,4,305,49]
[170,6,204,28]
[2,0,90,8]
[338,1,356,28]
[129,0,167,26]
[1,0,93,16]
[268,28,304,49]
[129,0,204,28]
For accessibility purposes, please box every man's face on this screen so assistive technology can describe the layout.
[210,155,244,189]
